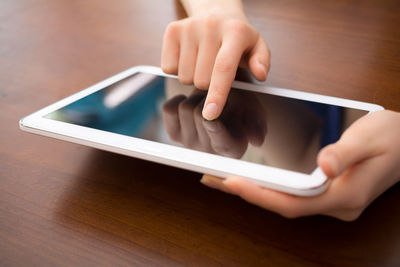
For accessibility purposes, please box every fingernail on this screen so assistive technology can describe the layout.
[200,176,221,190]
[258,59,267,78]
[203,102,218,120]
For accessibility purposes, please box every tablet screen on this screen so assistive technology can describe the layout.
[44,72,367,174]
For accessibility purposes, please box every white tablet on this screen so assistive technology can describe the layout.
[20,66,383,196]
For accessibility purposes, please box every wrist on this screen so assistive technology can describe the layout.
[181,0,248,21]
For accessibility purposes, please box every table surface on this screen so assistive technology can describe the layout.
[1,0,400,265]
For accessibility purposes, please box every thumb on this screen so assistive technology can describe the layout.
[317,120,377,178]
[248,37,270,81]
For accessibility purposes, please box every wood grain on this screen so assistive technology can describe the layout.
[1,0,399,265]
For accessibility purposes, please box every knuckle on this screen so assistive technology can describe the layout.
[229,19,250,34]
[183,18,197,32]
[204,14,219,29]
[165,21,180,37]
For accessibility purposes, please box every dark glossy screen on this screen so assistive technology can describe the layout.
[45,72,368,173]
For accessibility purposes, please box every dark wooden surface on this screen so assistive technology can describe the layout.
[1,0,400,265]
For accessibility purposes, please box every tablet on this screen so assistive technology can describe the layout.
[20,66,383,196]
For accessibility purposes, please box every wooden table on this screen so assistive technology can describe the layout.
[1,0,399,265]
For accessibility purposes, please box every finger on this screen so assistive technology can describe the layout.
[223,177,334,218]
[326,153,397,220]
[203,119,247,158]
[315,151,396,221]
[317,114,381,178]
[202,174,361,220]
[202,36,249,120]
[162,95,186,142]
[193,27,220,90]
[247,37,270,81]
[161,22,181,74]
[178,91,204,148]
[200,174,234,194]
[178,22,198,84]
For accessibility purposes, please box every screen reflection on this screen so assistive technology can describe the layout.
[45,72,368,174]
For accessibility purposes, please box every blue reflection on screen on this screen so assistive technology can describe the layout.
[45,76,166,138]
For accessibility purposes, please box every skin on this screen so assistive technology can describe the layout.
[161,0,270,120]
[161,1,400,221]
[200,110,400,221]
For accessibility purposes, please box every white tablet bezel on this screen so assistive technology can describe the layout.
[20,65,383,196]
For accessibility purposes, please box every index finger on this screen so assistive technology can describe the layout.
[202,37,247,120]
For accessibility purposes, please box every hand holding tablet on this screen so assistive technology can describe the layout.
[201,110,400,221]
